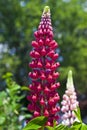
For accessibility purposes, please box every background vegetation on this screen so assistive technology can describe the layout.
[0,0,87,127]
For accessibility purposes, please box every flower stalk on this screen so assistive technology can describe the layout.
[27,6,60,126]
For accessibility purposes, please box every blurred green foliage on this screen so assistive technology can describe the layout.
[0,72,23,130]
[0,0,87,93]
[0,72,32,130]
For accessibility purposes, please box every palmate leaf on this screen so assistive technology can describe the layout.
[70,122,87,130]
[55,124,69,130]
[71,107,87,130]
[45,123,69,130]
[23,116,47,130]
[70,121,82,130]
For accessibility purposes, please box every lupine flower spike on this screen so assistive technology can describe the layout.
[27,6,60,126]
[61,70,79,126]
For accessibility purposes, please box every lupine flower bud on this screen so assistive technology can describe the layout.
[44,109,49,117]
[61,70,79,126]
[27,6,60,126]
[34,111,40,117]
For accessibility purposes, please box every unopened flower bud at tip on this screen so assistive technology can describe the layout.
[43,6,50,13]
[67,70,74,90]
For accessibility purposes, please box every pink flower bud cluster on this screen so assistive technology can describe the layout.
[27,6,60,126]
[61,70,79,126]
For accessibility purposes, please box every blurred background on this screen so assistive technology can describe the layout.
[0,0,87,129]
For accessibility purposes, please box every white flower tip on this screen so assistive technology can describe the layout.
[66,70,74,90]
[68,70,73,83]
[69,70,72,75]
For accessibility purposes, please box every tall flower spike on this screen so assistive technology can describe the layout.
[61,70,79,126]
[28,6,60,126]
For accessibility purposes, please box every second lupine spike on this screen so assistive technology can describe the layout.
[61,70,79,126]
[28,6,60,126]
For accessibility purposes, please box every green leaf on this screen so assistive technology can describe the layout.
[2,72,13,79]
[55,124,68,130]
[45,126,54,130]
[70,121,82,130]
[0,91,7,106]
[73,121,81,126]
[53,120,57,128]
[14,109,19,115]
[23,116,47,130]
[11,84,20,91]
[21,107,28,111]
[17,95,25,100]
[0,91,7,99]
[24,114,32,119]
[80,123,87,130]
[21,86,30,91]
[74,107,82,122]
[0,116,6,125]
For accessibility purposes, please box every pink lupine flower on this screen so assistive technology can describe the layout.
[61,70,79,126]
[27,6,60,126]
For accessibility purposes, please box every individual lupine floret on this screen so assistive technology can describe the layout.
[27,6,60,126]
[61,70,79,126]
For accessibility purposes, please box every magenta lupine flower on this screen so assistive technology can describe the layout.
[27,6,60,126]
[61,70,79,126]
